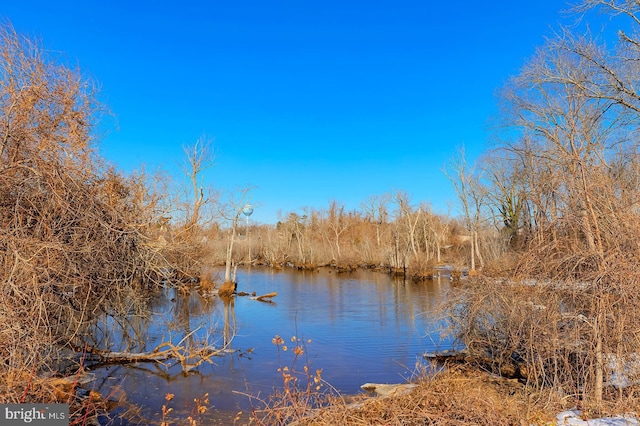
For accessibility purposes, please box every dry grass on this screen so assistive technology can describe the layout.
[256,363,640,425]
[253,364,570,426]
[247,331,562,425]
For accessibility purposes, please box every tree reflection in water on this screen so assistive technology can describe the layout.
[86,267,452,424]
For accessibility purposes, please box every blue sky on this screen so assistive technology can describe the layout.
[2,1,569,224]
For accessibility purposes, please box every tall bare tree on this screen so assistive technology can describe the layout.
[219,187,254,283]
[393,191,421,260]
[181,135,215,235]
[482,152,529,248]
[446,147,486,271]
[360,193,391,248]
[325,200,349,261]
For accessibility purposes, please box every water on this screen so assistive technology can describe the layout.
[88,267,453,424]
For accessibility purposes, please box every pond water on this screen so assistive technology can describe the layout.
[88,267,453,424]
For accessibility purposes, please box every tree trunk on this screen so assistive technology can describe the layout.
[474,230,484,270]
[470,234,476,271]
[594,315,604,406]
[225,226,237,282]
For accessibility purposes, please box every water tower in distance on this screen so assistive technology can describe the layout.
[242,205,254,264]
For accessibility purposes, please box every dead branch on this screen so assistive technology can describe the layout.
[253,292,278,302]
[66,339,233,374]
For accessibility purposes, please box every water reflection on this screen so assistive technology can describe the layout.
[89,267,452,424]
[220,295,236,348]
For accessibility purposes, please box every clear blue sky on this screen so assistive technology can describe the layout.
[2,1,568,224]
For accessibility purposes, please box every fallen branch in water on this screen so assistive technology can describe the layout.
[67,329,234,373]
[252,292,277,302]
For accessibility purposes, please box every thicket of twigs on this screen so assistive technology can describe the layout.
[439,0,640,415]
[0,24,173,404]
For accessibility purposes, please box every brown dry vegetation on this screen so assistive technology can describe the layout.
[0,23,198,412]
[250,360,638,426]
[7,0,640,424]
[208,200,474,279]
[0,23,151,399]
[252,366,557,426]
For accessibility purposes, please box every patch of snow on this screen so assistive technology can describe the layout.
[555,410,638,425]
[607,354,640,389]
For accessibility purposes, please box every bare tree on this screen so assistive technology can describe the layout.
[325,200,349,261]
[218,187,254,284]
[181,135,215,235]
[446,147,486,271]
[393,191,421,261]
[482,152,529,248]
[280,212,308,264]
[420,203,448,264]
[361,193,391,248]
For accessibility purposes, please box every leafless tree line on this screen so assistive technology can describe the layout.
[202,195,482,279]
[442,0,640,413]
